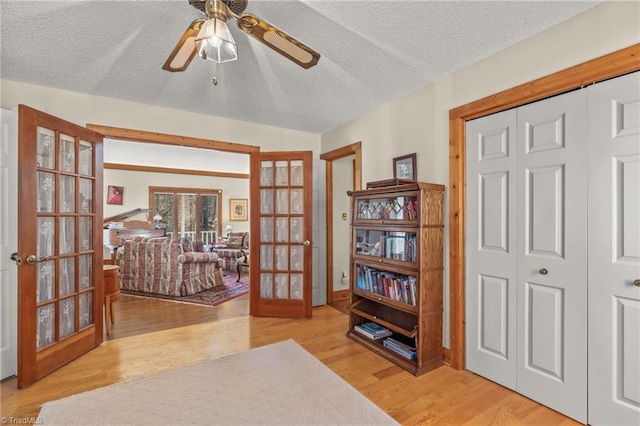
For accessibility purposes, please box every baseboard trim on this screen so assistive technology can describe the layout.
[333,290,349,300]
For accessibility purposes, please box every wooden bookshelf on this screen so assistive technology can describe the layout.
[347,182,444,376]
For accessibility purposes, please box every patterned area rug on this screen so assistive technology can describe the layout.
[121,274,248,308]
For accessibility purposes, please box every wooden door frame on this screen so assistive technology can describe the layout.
[319,142,362,304]
[85,125,260,155]
[448,43,640,370]
[86,125,257,281]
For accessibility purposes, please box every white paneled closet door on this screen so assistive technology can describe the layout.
[587,71,640,426]
[466,89,588,423]
[466,110,518,390]
[0,109,18,380]
[515,90,588,423]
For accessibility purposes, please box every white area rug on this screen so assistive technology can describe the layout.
[39,340,398,425]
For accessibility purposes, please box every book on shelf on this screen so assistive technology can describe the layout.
[359,322,390,334]
[353,324,392,340]
[355,265,417,306]
[383,335,417,360]
[383,339,417,360]
[368,241,381,256]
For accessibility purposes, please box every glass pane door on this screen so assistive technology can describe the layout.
[35,128,97,349]
[251,152,312,318]
[18,105,103,388]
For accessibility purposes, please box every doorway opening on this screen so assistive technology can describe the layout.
[319,142,362,308]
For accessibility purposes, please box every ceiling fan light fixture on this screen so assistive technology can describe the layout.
[195,17,238,63]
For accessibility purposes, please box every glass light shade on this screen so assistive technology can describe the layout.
[195,18,238,63]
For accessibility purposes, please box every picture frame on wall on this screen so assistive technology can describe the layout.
[107,185,124,205]
[229,198,248,221]
[393,153,417,181]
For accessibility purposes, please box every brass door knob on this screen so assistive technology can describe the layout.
[634,279,640,287]
[539,268,548,275]
[26,255,50,265]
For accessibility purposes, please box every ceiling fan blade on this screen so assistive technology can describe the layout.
[235,13,320,69]
[162,19,205,72]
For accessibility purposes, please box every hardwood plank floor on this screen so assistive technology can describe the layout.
[1,294,578,425]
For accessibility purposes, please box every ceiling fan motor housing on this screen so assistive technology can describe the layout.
[188,0,248,16]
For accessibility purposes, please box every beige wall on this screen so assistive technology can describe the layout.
[2,0,638,347]
[320,0,640,347]
[102,168,249,259]
[0,80,318,263]
[0,82,321,153]
[103,169,250,233]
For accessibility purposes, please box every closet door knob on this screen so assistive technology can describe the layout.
[634,279,640,287]
[539,268,548,275]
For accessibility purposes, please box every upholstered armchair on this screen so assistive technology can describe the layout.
[117,237,224,296]
[214,232,249,272]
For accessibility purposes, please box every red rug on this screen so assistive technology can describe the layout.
[121,274,248,308]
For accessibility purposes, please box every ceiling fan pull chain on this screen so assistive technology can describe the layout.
[212,62,219,85]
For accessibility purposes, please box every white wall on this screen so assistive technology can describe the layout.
[320,0,640,347]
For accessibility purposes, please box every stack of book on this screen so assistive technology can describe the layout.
[383,335,417,360]
[353,322,392,340]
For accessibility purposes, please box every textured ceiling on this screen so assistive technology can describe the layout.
[1,1,602,134]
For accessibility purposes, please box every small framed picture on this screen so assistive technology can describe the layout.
[229,198,248,221]
[393,153,417,181]
[107,185,124,205]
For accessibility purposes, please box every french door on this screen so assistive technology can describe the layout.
[249,151,313,318]
[17,105,104,388]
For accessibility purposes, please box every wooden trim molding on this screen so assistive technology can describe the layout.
[320,142,362,305]
[86,124,259,154]
[333,289,349,300]
[448,44,640,371]
[104,162,249,179]
[319,142,362,161]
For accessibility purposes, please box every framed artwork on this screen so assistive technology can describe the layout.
[393,153,417,181]
[107,185,124,205]
[229,198,248,221]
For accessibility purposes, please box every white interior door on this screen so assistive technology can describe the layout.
[515,89,588,423]
[312,158,326,306]
[588,71,640,426]
[466,89,588,423]
[0,108,18,380]
[465,109,518,389]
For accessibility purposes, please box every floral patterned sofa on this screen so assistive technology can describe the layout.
[117,237,224,296]
[214,232,249,272]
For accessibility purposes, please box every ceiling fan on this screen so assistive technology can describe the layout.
[163,0,321,72]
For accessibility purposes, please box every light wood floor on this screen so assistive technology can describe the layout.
[1,294,579,425]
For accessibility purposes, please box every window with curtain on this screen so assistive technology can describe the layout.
[149,186,222,244]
